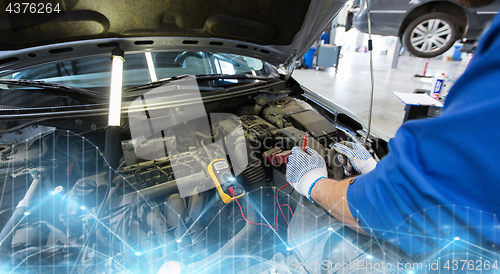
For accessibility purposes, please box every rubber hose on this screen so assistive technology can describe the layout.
[0,136,50,168]
[194,131,219,139]
[0,206,26,254]
[0,145,12,160]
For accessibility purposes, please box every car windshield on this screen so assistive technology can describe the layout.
[7,51,269,89]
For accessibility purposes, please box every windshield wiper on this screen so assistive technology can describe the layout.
[124,73,276,92]
[195,73,275,81]
[0,79,104,99]
[124,75,191,92]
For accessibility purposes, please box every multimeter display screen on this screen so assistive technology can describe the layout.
[214,161,228,170]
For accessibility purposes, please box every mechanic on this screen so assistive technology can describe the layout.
[286,0,500,256]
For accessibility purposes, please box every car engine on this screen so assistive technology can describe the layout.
[0,91,390,273]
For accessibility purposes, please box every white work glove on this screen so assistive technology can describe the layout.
[286,147,328,203]
[333,141,377,174]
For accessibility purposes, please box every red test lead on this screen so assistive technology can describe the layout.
[228,185,293,231]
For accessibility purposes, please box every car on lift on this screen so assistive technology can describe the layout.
[353,0,500,57]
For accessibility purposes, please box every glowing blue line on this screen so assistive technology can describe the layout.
[0,215,26,247]
[8,244,134,274]
[87,212,135,252]
[180,196,216,240]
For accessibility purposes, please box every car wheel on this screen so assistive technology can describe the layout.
[403,12,458,58]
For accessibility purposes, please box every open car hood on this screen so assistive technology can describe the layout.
[0,0,346,72]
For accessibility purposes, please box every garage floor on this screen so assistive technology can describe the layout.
[292,36,472,137]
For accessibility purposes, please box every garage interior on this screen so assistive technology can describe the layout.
[0,0,497,272]
[294,7,473,137]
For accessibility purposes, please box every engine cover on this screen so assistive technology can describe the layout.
[261,97,312,128]
[288,110,337,139]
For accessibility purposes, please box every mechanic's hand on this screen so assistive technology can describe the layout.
[333,141,377,174]
[286,147,327,203]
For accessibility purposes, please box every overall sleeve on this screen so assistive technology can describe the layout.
[346,12,500,256]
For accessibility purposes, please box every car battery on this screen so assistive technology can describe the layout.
[287,110,338,147]
[274,127,325,157]
[262,147,283,166]
[262,147,292,166]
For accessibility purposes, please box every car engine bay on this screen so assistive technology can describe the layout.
[0,81,391,273]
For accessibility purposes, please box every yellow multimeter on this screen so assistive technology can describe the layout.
[207,159,245,204]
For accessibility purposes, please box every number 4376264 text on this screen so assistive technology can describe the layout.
[5,3,60,14]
